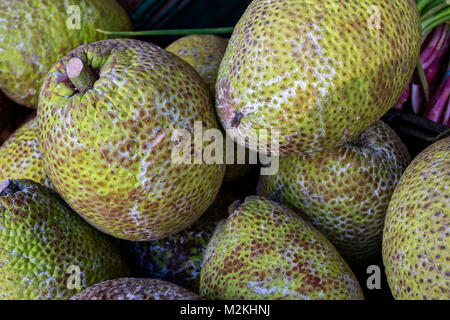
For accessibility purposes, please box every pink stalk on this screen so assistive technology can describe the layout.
[411,83,425,114]
[443,98,450,126]
[421,24,448,69]
[423,72,450,123]
[409,25,450,115]
[424,29,450,86]
[394,25,449,114]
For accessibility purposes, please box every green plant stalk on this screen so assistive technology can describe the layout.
[417,59,431,102]
[423,0,448,15]
[428,128,450,141]
[418,0,446,14]
[423,15,450,38]
[416,0,450,104]
[417,0,429,13]
[96,27,235,36]
[422,8,450,33]
[421,2,449,20]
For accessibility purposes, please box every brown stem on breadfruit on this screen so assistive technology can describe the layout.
[66,58,98,93]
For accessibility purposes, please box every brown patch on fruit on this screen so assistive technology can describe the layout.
[217,78,244,128]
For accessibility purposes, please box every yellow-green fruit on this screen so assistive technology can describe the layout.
[258,121,411,264]
[216,0,421,155]
[166,35,229,96]
[166,35,250,182]
[200,196,364,300]
[0,117,51,187]
[71,278,200,300]
[0,179,129,300]
[38,39,225,241]
[0,0,132,108]
[383,137,449,300]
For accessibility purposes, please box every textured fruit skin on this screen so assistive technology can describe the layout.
[0,180,129,300]
[0,118,51,187]
[121,188,236,292]
[258,121,411,264]
[71,278,200,300]
[383,137,449,300]
[166,35,229,96]
[166,35,251,182]
[38,39,225,241]
[0,0,132,108]
[200,196,364,300]
[216,0,422,155]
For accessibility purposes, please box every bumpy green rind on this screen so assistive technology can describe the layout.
[38,39,225,241]
[258,121,411,264]
[71,278,200,300]
[383,137,449,300]
[0,118,52,187]
[0,179,129,300]
[166,35,229,96]
[121,188,237,292]
[200,196,365,300]
[166,35,251,182]
[0,0,132,108]
[216,0,421,155]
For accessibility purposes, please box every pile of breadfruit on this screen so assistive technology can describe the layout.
[0,0,447,301]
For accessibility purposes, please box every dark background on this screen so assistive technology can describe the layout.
[121,0,253,46]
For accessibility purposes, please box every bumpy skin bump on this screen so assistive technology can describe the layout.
[0,180,129,300]
[200,197,365,300]
[166,35,251,182]
[383,137,449,300]
[216,0,422,155]
[0,0,132,108]
[121,188,237,292]
[258,121,411,264]
[71,278,200,300]
[38,39,225,241]
[166,35,229,96]
[0,118,51,187]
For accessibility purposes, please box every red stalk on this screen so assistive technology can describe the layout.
[423,72,450,123]
[442,98,450,126]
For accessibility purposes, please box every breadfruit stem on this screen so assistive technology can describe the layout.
[66,58,97,93]
[0,180,20,196]
[96,27,235,36]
